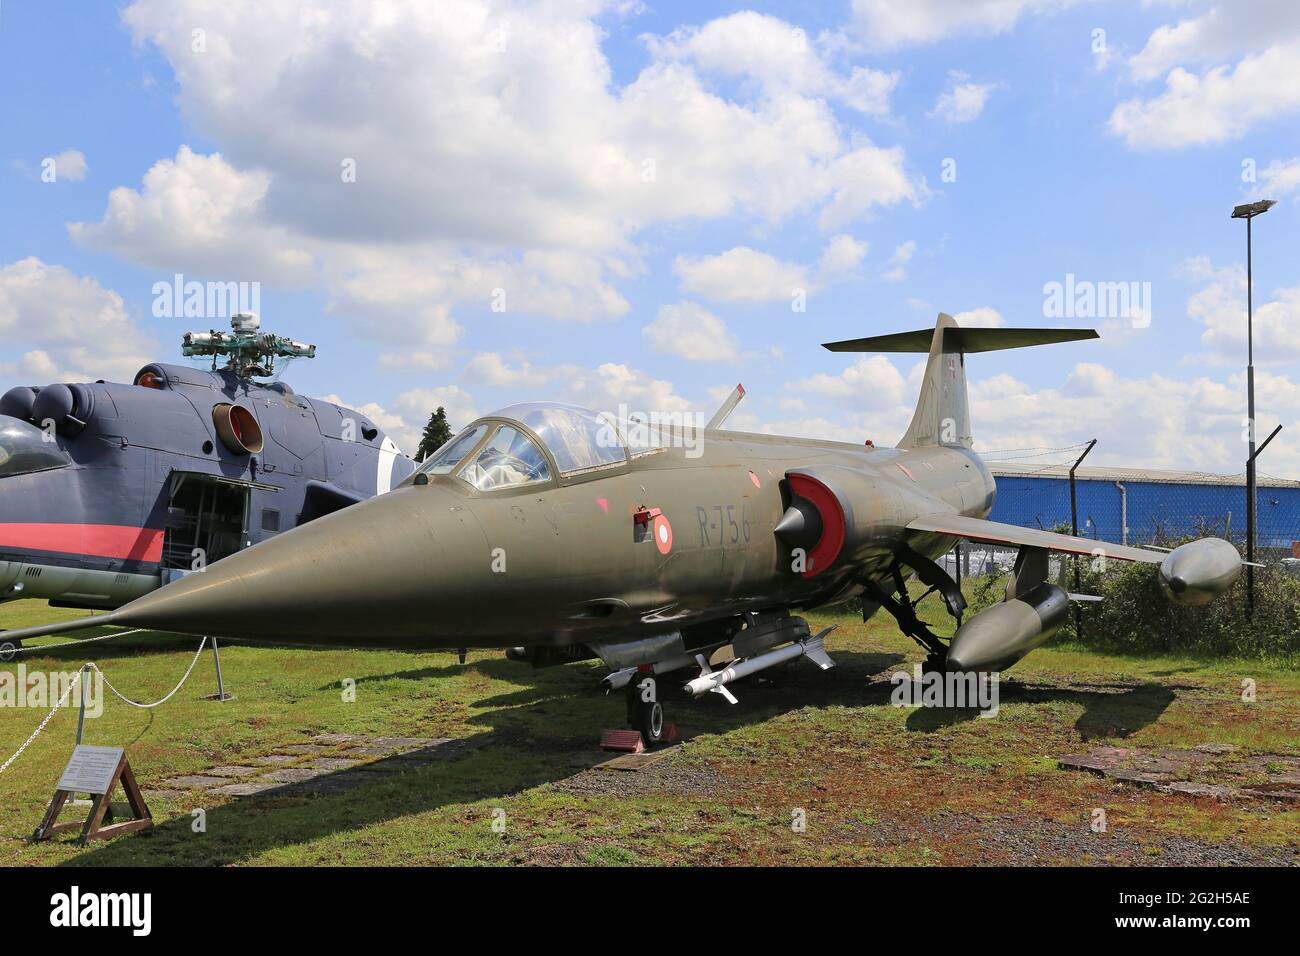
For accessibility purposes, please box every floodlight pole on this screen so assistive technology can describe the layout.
[1069,439,1097,639]
[1247,213,1257,615]
[1232,199,1276,617]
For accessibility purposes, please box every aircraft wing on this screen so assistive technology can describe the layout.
[907,513,1164,564]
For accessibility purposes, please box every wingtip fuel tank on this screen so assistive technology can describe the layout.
[1158,537,1243,606]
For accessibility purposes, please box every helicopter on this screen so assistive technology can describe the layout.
[0,313,415,659]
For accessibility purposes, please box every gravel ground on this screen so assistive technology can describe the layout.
[845,810,1299,866]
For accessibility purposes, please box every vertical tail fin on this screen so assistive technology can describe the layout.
[822,315,1098,449]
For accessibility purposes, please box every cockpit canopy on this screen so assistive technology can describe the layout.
[0,417,73,478]
[416,402,625,490]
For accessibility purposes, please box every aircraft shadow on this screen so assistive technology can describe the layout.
[54,655,1186,866]
[903,679,1182,739]
[59,649,905,867]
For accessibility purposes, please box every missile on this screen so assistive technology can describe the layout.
[945,582,1069,672]
[684,626,836,703]
[1158,537,1243,606]
[600,652,701,692]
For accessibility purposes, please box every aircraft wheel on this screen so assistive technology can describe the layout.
[636,698,666,746]
[625,674,668,746]
[0,636,19,663]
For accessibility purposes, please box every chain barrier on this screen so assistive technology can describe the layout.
[0,636,210,775]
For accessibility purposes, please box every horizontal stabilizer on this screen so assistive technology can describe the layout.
[823,326,1098,353]
[907,513,1164,564]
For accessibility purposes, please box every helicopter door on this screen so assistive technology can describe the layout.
[161,473,252,571]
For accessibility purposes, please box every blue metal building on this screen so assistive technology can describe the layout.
[989,463,1300,553]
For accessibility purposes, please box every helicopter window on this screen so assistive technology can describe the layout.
[490,403,625,475]
[0,418,72,478]
[460,426,552,491]
[416,424,489,475]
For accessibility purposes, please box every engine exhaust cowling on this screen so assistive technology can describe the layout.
[212,403,264,455]
[946,582,1069,672]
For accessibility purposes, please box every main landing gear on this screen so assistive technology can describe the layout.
[625,668,668,745]
[860,548,965,674]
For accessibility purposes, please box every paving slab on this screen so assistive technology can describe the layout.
[598,745,680,772]
[205,765,260,778]
[277,743,330,755]
[352,760,407,774]
[251,754,298,765]
[259,767,329,784]
[209,780,283,797]
[344,745,394,756]
[297,771,373,793]
[1194,742,1239,754]
[1239,784,1300,803]
[312,733,365,745]
[1162,781,1238,799]
[369,736,438,750]
[302,757,362,771]
[160,775,230,789]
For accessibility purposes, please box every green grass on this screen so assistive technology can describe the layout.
[1,591,1297,866]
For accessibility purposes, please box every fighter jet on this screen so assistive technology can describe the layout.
[4,314,1243,743]
[0,313,414,659]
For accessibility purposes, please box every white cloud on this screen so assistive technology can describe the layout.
[642,301,740,361]
[565,362,695,415]
[750,353,1300,477]
[1180,256,1300,365]
[968,361,1300,476]
[789,354,908,407]
[395,386,481,443]
[1111,3,1300,149]
[0,257,153,384]
[1127,2,1300,82]
[674,234,867,304]
[818,145,924,230]
[1256,156,1300,197]
[883,239,917,281]
[818,234,869,277]
[953,306,1006,328]
[675,247,808,303]
[48,149,88,182]
[86,1,923,357]
[850,0,1076,49]
[465,352,573,388]
[68,146,314,284]
[929,71,997,123]
[647,11,899,116]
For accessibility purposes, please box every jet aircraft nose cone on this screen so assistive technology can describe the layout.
[112,484,476,644]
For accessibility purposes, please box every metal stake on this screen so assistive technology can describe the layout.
[204,637,233,701]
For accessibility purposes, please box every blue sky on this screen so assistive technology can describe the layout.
[3,1,1299,475]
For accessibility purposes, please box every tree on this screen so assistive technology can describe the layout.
[415,407,453,462]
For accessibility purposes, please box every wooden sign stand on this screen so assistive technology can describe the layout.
[33,751,152,845]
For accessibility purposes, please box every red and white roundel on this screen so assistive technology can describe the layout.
[653,514,673,554]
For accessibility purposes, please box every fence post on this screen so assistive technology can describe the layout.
[1246,423,1283,617]
[1070,440,1098,640]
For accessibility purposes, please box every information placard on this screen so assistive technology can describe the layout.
[56,745,124,795]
